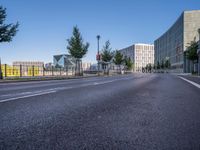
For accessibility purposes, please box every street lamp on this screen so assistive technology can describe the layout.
[198,28,200,75]
[0,58,2,79]
[96,35,100,76]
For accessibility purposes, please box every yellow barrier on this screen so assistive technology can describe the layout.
[1,65,41,77]
[1,65,20,77]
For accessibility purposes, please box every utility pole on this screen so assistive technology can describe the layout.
[96,35,100,76]
[198,28,200,76]
[0,58,3,79]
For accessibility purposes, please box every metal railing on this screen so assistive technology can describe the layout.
[0,64,135,79]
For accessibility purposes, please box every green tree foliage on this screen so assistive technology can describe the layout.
[186,41,198,62]
[0,6,18,79]
[101,40,114,62]
[124,57,133,71]
[161,60,165,69]
[67,26,89,59]
[153,64,156,70]
[186,40,199,73]
[145,63,152,73]
[0,6,19,43]
[149,63,152,73]
[157,61,160,69]
[67,26,89,75]
[164,59,171,69]
[113,50,124,65]
[113,50,124,74]
[101,40,114,73]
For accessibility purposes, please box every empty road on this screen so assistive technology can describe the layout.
[0,74,200,150]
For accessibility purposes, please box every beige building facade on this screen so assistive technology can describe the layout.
[119,43,154,72]
[13,61,44,67]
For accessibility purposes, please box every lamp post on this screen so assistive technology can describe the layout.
[0,58,2,79]
[96,35,100,76]
[198,28,200,75]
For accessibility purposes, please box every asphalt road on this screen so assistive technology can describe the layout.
[0,74,200,150]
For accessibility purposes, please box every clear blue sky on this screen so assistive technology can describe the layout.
[1,0,200,64]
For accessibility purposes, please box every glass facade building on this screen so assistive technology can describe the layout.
[53,54,76,69]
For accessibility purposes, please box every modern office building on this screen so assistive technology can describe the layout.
[154,10,200,73]
[53,54,92,71]
[53,54,76,69]
[119,43,154,72]
[82,62,92,71]
[13,61,44,67]
[12,61,44,76]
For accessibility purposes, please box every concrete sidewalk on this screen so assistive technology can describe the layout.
[0,75,98,83]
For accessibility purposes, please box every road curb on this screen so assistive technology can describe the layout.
[0,75,98,84]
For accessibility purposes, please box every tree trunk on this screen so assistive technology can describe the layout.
[192,60,195,73]
[75,59,82,76]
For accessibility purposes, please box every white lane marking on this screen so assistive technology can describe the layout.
[93,77,134,85]
[94,80,118,85]
[178,76,200,89]
[0,92,32,97]
[0,90,56,103]
[0,76,134,103]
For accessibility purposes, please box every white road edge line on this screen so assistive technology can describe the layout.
[0,90,56,103]
[178,76,200,89]
[0,77,133,103]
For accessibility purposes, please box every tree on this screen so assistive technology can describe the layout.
[153,64,156,70]
[149,63,152,73]
[145,63,152,73]
[186,40,198,73]
[161,59,165,70]
[0,6,19,79]
[101,40,114,74]
[164,59,171,69]
[113,50,124,73]
[67,26,89,76]
[124,57,133,71]
[157,61,160,70]
[0,6,19,42]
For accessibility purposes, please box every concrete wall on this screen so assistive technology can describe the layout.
[154,14,184,72]
[184,10,200,73]
[154,10,200,73]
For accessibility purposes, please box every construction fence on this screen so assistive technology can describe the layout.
[0,64,76,78]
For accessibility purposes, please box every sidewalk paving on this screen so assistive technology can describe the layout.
[0,73,130,84]
[0,75,98,83]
